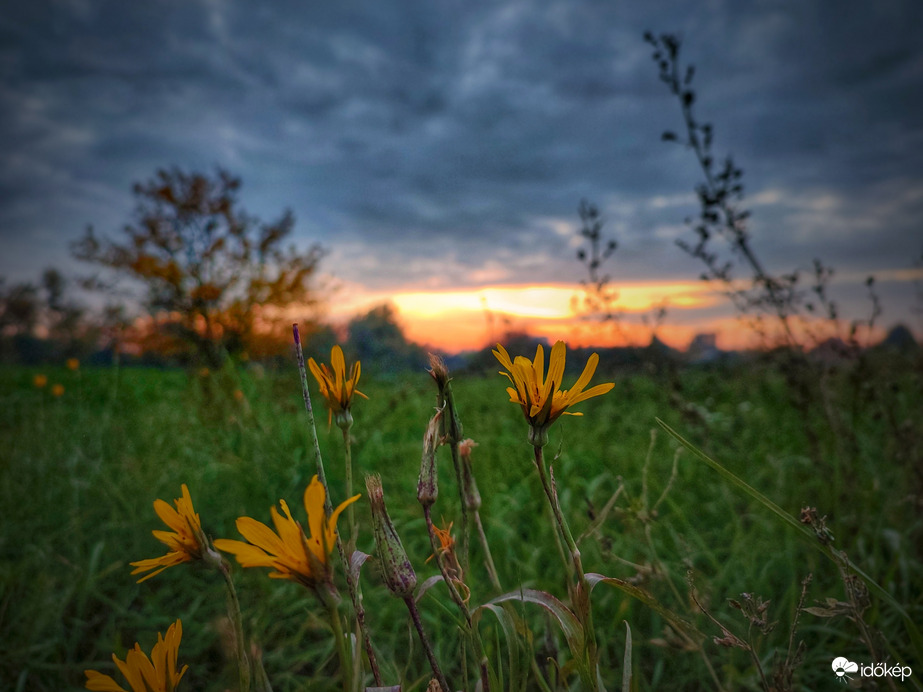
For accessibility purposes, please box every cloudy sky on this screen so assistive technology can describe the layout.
[2,0,922,350]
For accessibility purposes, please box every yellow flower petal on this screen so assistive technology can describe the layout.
[84,670,127,691]
[218,477,356,587]
[308,346,367,421]
[90,621,185,691]
[493,341,614,435]
[132,486,205,582]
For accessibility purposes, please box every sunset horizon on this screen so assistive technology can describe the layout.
[320,274,919,355]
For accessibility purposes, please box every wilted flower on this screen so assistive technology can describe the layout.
[493,341,614,446]
[84,619,188,692]
[214,476,359,589]
[308,345,368,428]
[130,484,217,582]
[427,521,456,563]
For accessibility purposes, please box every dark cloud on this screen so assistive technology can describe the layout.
[1,0,921,324]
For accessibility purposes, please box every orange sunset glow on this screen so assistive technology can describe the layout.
[329,280,729,352]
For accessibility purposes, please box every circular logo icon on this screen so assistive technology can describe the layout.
[832,657,859,679]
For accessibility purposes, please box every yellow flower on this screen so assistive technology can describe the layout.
[51,383,65,397]
[493,341,614,446]
[67,357,80,371]
[84,619,188,692]
[214,476,359,588]
[130,484,210,583]
[308,345,368,427]
[33,374,48,388]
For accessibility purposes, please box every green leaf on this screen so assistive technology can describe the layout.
[487,589,584,659]
[585,573,703,644]
[475,603,530,692]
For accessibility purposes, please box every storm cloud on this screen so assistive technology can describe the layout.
[1,0,921,323]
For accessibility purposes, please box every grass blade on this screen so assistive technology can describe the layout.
[621,621,632,692]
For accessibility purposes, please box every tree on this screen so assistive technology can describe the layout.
[0,269,88,363]
[73,168,324,366]
[346,304,428,372]
[0,278,39,337]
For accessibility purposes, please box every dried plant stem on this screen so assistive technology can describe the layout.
[447,441,471,572]
[437,377,470,572]
[533,445,599,691]
[458,441,501,591]
[472,508,501,591]
[403,595,452,692]
[293,324,383,687]
[745,628,770,692]
[220,561,252,692]
[423,506,491,692]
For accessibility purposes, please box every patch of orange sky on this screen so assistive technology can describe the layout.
[327,280,756,352]
[318,266,920,353]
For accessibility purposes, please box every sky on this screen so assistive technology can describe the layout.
[2,0,922,352]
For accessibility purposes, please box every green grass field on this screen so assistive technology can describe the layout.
[2,354,921,691]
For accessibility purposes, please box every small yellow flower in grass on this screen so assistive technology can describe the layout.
[493,341,614,447]
[130,484,214,582]
[33,374,48,388]
[67,357,80,371]
[51,383,65,397]
[308,345,368,428]
[214,476,359,589]
[84,619,188,692]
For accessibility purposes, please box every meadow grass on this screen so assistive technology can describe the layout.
[1,355,920,691]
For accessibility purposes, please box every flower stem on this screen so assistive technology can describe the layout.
[533,445,599,691]
[472,508,501,591]
[335,537,383,687]
[220,561,252,692]
[342,426,357,548]
[293,324,383,687]
[319,588,352,692]
[424,506,491,691]
[403,595,452,692]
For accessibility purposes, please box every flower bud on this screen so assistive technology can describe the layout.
[428,353,462,442]
[528,423,549,448]
[366,474,417,598]
[427,353,450,389]
[417,411,443,509]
